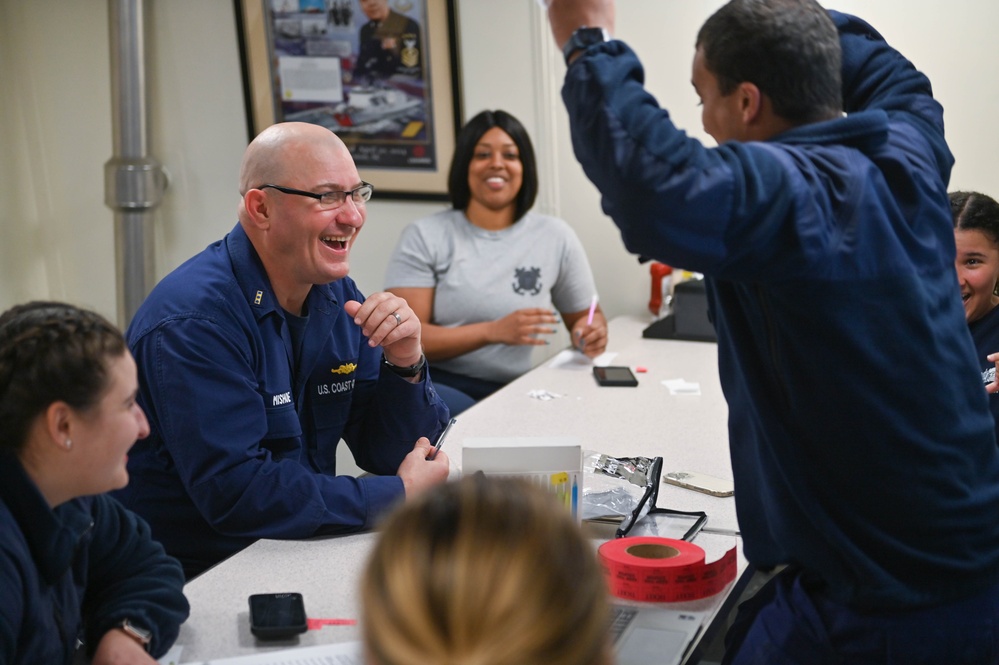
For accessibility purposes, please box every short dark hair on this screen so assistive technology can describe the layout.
[696,0,842,125]
[0,302,126,453]
[448,109,539,222]
[951,191,999,246]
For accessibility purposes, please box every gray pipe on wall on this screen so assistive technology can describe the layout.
[104,0,165,328]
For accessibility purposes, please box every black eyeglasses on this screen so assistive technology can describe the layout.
[258,182,374,208]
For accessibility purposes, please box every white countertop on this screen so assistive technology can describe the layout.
[172,315,741,664]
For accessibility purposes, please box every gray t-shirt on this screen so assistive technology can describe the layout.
[385,208,597,383]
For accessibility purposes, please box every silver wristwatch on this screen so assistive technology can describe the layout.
[118,618,152,651]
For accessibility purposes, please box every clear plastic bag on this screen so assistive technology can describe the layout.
[581,452,657,522]
[581,451,705,540]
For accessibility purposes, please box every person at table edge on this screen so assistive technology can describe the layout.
[113,122,451,578]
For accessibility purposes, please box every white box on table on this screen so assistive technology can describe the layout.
[462,437,582,521]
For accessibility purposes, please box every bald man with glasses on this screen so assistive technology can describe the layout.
[113,122,451,578]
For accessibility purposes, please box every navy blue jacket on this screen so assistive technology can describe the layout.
[0,454,188,663]
[114,223,449,577]
[562,12,999,610]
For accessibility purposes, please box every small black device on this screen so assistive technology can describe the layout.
[562,26,610,65]
[593,366,639,387]
[248,592,308,639]
[383,353,426,377]
[643,279,717,342]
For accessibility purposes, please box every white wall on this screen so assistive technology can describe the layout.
[0,1,115,314]
[2,0,998,346]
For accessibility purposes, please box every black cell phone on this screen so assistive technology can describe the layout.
[248,592,308,639]
[593,366,639,387]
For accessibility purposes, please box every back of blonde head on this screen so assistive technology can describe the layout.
[361,474,611,665]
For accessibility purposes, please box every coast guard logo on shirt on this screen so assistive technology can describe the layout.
[512,267,543,296]
[317,362,357,395]
[984,367,996,387]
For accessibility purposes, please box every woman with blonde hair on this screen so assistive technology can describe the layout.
[361,474,611,665]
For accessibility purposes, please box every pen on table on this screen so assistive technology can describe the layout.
[426,417,456,461]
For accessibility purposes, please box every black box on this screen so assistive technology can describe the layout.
[642,279,717,342]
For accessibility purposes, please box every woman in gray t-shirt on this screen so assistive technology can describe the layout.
[385,110,607,414]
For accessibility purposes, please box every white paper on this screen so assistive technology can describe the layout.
[547,349,617,370]
[526,389,564,401]
[662,378,701,395]
[179,640,363,665]
[278,56,343,103]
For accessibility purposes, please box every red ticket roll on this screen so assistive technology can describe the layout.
[598,537,737,602]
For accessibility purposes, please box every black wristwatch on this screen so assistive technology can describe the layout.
[118,618,152,651]
[562,26,610,66]
[383,353,426,378]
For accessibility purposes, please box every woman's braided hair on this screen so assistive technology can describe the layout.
[0,302,125,453]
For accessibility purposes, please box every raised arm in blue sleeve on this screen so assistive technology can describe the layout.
[830,10,953,183]
[560,41,792,277]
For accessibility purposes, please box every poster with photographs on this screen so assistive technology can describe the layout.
[237,0,461,199]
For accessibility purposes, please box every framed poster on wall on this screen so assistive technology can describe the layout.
[235,0,462,200]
